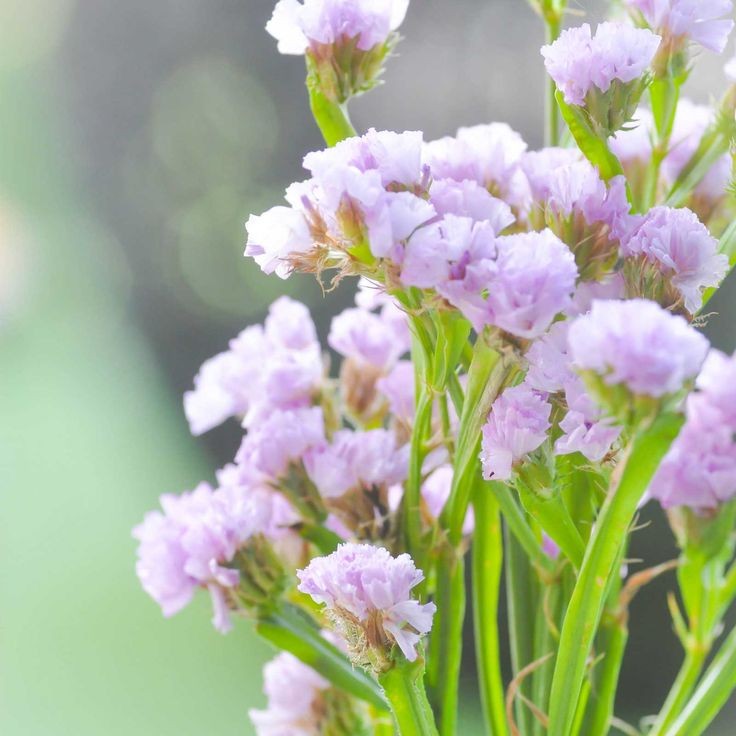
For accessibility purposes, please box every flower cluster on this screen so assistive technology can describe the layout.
[298,543,436,665]
[134,2,736,733]
[541,22,661,133]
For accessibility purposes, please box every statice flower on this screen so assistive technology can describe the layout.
[133,481,283,632]
[249,651,329,736]
[650,349,736,509]
[621,206,727,312]
[377,360,415,423]
[609,107,655,164]
[329,305,410,371]
[429,178,516,226]
[625,0,734,54]
[542,22,661,134]
[568,298,709,399]
[303,428,408,499]
[184,297,323,434]
[480,384,552,481]
[555,378,622,462]
[525,159,635,279]
[401,215,499,291]
[526,322,574,394]
[424,123,531,212]
[467,229,578,339]
[236,407,326,480]
[266,0,410,103]
[297,543,436,664]
[267,0,409,54]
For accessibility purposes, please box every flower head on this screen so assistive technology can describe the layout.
[626,0,734,54]
[568,298,709,399]
[297,543,435,664]
[621,206,727,312]
[184,298,323,435]
[133,481,285,632]
[249,652,329,736]
[542,22,660,134]
[470,229,578,339]
[650,349,736,509]
[267,0,409,54]
[542,22,660,106]
[480,384,552,481]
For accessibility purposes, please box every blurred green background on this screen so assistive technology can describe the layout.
[2,0,736,734]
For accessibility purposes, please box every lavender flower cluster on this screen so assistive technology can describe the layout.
[133,1,736,734]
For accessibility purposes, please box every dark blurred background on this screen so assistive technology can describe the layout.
[2,0,735,733]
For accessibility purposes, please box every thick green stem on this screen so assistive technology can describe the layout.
[587,614,628,736]
[505,524,538,735]
[379,659,440,736]
[663,625,736,736]
[473,488,509,736]
[547,413,684,736]
[531,583,559,736]
[307,84,357,146]
[256,602,388,711]
[427,545,466,736]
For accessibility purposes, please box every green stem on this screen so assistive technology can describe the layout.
[307,84,357,146]
[427,545,466,736]
[531,583,559,736]
[649,647,708,736]
[547,413,684,736]
[404,389,433,562]
[379,659,440,736]
[256,602,388,711]
[505,524,538,736]
[663,625,736,736]
[473,488,509,736]
[493,482,554,572]
[587,613,628,736]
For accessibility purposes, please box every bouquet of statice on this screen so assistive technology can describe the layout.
[133,1,736,733]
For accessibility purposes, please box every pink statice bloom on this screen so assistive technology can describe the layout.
[626,0,734,53]
[376,360,415,422]
[568,298,709,397]
[480,384,552,481]
[236,406,325,479]
[401,215,498,291]
[303,428,408,498]
[621,206,727,312]
[266,0,410,54]
[133,481,276,632]
[429,178,516,227]
[297,543,436,661]
[329,304,410,370]
[521,147,582,202]
[471,229,578,339]
[249,651,329,736]
[424,123,531,212]
[541,22,660,106]
[526,322,575,394]
[650,350,736,509]
[555,378,622,462]
[184,297,323,435]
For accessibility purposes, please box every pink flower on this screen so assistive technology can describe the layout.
[542,23,660,107]
[568,298,709,398]
[297,544,436,661]
[480,384,552,481]
[266,0,410,55]
[622,206,727,312]
[626,0,734,53]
